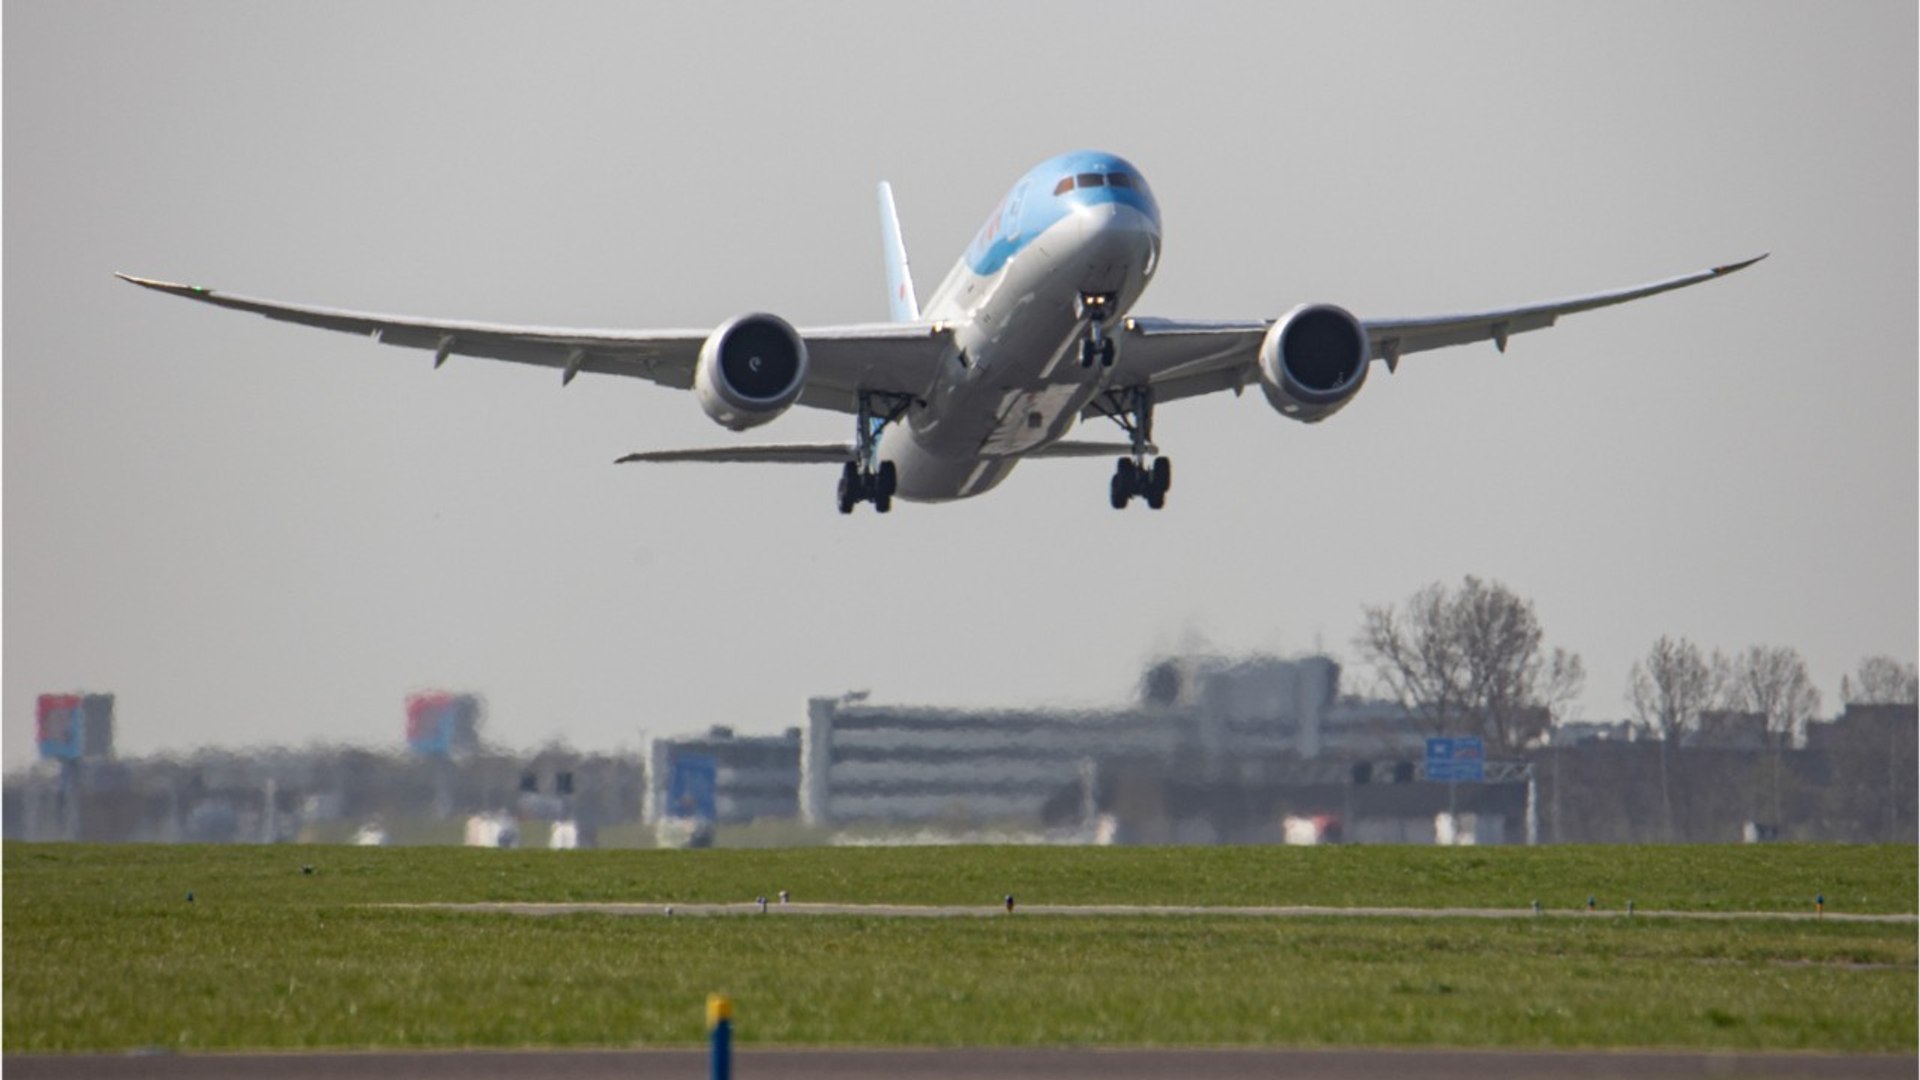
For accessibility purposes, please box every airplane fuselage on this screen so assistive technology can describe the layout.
[878,151,1162,501]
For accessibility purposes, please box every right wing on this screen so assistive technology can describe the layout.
[1103,255,1767,408]
[115,274,952,416]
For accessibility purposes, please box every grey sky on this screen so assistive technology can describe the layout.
[5,1,1915,773]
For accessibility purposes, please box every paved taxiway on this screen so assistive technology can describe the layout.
[10,1048,1914,1080]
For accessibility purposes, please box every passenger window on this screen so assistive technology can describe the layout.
[1053,177,1074,196]
[1076,173,1105,188]
[1108,173,1134,188]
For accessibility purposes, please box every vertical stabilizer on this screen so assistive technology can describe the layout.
[877,181,919,322]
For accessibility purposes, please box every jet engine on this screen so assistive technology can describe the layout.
[1257,303,1371,423]
[694,313,809,430]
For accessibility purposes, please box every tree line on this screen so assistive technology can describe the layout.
[1354,575,1915,841]
[1355,574,1915,750]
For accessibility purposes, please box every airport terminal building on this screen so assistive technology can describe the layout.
[642,655,1435,835]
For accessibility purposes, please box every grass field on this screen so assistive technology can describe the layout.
[4,842,1914,1054]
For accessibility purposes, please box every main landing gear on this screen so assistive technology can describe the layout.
[838,390,911,514]
[1092,385,1171,510]
[839,460,896,514]
[1078,293,1116,368]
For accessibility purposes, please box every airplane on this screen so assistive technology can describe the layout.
[119,149,1762,514]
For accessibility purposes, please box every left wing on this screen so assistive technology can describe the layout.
[115,274,951,415]
[1100,255,1767,409]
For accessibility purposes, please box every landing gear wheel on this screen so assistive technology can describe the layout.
[1110,457,1138,509]
[1147,457,1172,510]
[837,462,860,515]
[876,460,898,498]
[1099,339,1116,368]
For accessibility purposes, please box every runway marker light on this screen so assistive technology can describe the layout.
[1586,895,1596,914]
[664,905,674,917]
[1531,900,1540,916]
[1816,893,1824,919]
[708,994,733,1080]
[757,895,768,914]
[779,890,790,904]
[1627,900,1636,917]
[1005,894,1015,913]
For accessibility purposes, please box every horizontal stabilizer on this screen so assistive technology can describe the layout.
[616,443,854,465]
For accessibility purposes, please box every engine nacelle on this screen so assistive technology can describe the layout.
[1258,303,1370,423]
[694,313,809,430]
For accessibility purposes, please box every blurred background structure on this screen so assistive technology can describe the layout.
[7,652,1913,847]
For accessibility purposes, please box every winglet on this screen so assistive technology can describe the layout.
[115,272,214,298]
[877,182,919,323]
[1711,253,1769,276]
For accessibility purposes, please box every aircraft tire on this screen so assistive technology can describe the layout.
[837,463,860,514]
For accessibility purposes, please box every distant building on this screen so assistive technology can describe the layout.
[405,693,482,757]
[1688,710,1769,750]
[642,726,800,825]
[35,693,115,761]
[1804,703,1919,751]
[1552,719,1636,745]
[799,656,1426,827]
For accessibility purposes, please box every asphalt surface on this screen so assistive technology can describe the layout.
[9,1048,1915,1080]
[384,900,1918,924]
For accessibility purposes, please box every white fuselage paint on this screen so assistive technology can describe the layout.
[876,202,1161,502]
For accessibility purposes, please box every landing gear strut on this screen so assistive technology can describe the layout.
[1078,294,1117,368]
[1093,385,1171,510]
[838,391,910,514]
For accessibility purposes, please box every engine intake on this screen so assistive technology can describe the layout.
[694,313,809,430]
[1258,303,1370,423]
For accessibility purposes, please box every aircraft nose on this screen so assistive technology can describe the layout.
[1071,201,1160,259]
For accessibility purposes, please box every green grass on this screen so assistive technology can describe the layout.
[5,843,1914,1054]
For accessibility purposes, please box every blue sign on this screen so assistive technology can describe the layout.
[1425,736,1485,782]
[669,753,718,820]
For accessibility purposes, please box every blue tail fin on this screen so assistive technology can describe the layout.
[877,181,919,322]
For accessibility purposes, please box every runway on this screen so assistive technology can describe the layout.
[9,1047,1914,1080]
[382,900,1917,924]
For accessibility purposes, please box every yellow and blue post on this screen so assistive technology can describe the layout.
[708,994,733,1080]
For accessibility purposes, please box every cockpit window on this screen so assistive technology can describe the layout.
[1107,173,1134,189]
[1075,173,1106,189]
[1053,176,1074,196]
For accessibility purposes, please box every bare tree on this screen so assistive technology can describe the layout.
[1841,656,1919,706]
[1626,636,1723,841]
[1725,645,1820,829]
[1356,576,1584,754]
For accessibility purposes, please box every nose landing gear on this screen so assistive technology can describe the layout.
[1077,294,1117,368]
[1093,385,1171,510]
